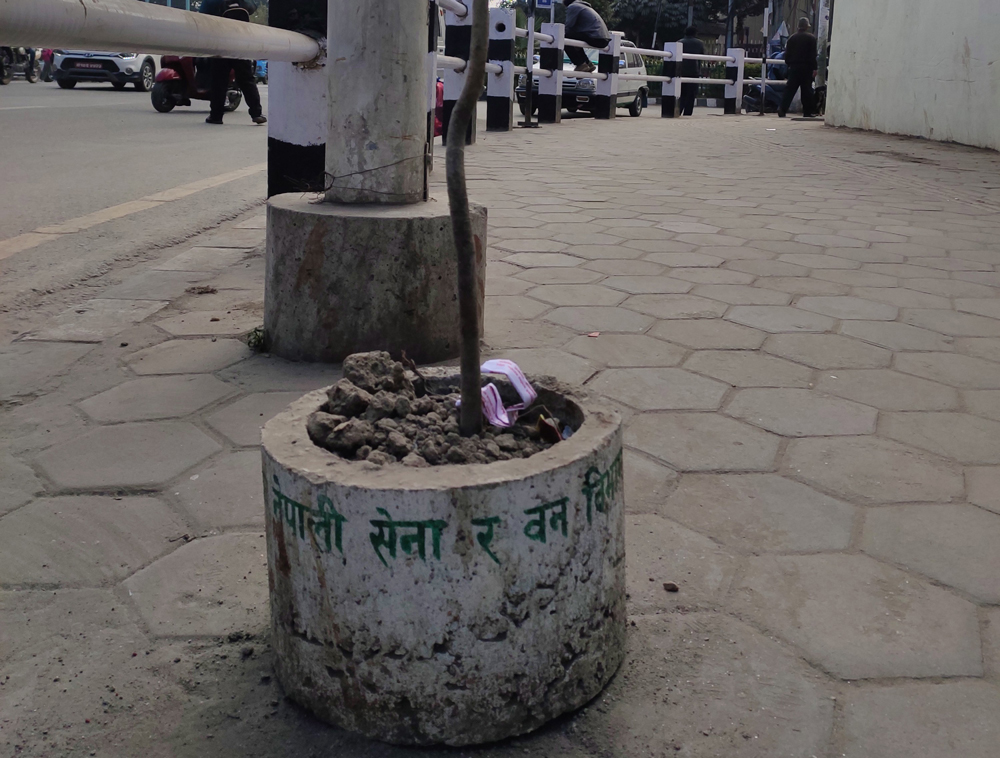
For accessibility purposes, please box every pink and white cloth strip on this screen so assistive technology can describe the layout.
[479,359,538,427]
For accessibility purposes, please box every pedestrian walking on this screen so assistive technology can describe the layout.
[562,0,611,73]
[199,0,267,125]
[779,17,818,117]
[678,25,705,116]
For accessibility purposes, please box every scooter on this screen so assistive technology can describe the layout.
[151,55,242,113]
[0,47,40,85]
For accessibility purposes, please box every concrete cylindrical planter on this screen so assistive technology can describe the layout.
[261,375,625,746]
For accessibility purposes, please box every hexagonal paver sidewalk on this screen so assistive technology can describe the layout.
[5,110,1000,755]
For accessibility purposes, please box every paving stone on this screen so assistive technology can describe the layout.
[795,234,868,248]
[894,352,1000,389]
[684,350,813,388]
[661,473,854,553]
[0,496,187,585]
[652,318,767,349]
[124,533,269,637]
[881,412,1000,464]
[601,275,692,294]
[626,514,737,611]
[731,553,982,679]
[656,220,720,233]
[755,276,851,297]
[668,268,755,285]
[778,254,861,269]
[513,266,603,285]
[784,436,963,503]
[905,278,997,298]
[851,286,952,309]
[902,308,1000,337]
[192,229,264,248]
[0,342,94,403]
[126,338,251,375]
[585,614,834,758]
[485,276,533,296]
[484,317,576,348]
[206,392,302,447]
[839,681,1000,758]
[0,449,42,517]
[643,252,725,268]
[812,269,899,288]
[216,355,340,392]
[861,504,1000,603]
[35,421,221,489]
[564,333,687,367]
[484,260,523,277]
[960,389,1000,421]
[155,310,260,337]
[966,466,1000,515]
[0,589,176,747]
[553,233,621,247]
[525,284,626,307]
[590,368,728,411]
[985,608,1000,677]
[728,259,810,277]
[173,450,265,530]
[623,450,678,513]
[957,337,1000,363]
[604,226,674,241]
[955,298,1000,320]
[584,258,664,276]
[622,294,728,320]
[693,284,791,305]
[674,233,745,247]
[544,305,654,333]
[486,295,550,321]
[796,296,898,321]
[863,263,949,279]
[154,246,251,272]
[25,299,169,343]
[626,413,780,472]
[726,388,877,436]
[727,305,836,334]
[78,374,234,422]
[816,369,957,411]
[841,320,955,351]
[101,270,214,301]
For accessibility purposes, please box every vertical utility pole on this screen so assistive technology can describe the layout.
[651,0,664,49]
[726,0,734,51]
[687,0,694,26]
[267,0,327,196]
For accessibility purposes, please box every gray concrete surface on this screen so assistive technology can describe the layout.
[1,104,1000,757]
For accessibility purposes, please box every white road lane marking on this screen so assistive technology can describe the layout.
[0,163,266,262]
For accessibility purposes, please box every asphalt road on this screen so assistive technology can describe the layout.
[0,77,271,339]
[0,77,269,239]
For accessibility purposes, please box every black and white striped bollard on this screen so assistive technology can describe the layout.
[537,22,563,123]
[486,6,515,131]
[441,0,475,145]
[724,47,744,115]
[593,32,621,120]
[660,41,681,118]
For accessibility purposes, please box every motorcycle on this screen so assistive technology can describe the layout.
[0,47,41,85]
[150,55,242,113]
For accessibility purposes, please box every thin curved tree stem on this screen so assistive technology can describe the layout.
[446,0,489,438]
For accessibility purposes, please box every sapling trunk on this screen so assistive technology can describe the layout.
[446,0,489,438]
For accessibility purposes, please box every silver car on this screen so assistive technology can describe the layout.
[52,50,156,91]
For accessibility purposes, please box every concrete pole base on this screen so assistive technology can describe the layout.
[262,374,626,745]
[264,191,486,363]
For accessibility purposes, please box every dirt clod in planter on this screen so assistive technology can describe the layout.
[307,352,566,466]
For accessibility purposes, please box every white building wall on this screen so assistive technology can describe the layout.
[826,0,1000,151]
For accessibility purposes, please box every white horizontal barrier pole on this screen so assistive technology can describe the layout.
[678,77,734,85]
[682,53,736,63]
[514,27,555,44]
[438,55,501,74]
[513,65,554,77]
[0,0,320,62]
[437,0,468,18]
[626,46,672,58]
[745,79,787,84]
[618,73,671,83]
[562,38,589,49]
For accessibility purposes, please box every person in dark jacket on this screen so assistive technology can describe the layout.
[563,0,611,72]
[779,17,818,117]
[678,26,705,116]
[200,0,267,125]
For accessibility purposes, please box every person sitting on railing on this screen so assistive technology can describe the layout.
[563,0,611,73]
[779,17,818,118]
[678,25,705,117]
[199,0,267,126]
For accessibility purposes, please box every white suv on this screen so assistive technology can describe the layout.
[52,51,157,91]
